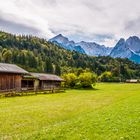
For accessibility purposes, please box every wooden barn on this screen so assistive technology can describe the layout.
[0,63,28,92]
[0,63,64,93]
[22,73,65,91]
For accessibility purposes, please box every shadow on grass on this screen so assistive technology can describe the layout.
[0,90,66,99]
[0,87,101,99]
[66,88,100,91]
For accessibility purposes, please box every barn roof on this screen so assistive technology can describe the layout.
[0,63,29,74]
[30,73,64,81]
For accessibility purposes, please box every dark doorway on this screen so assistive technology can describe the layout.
[21,80,34,90]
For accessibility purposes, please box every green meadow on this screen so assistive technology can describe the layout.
[0,83,140,140]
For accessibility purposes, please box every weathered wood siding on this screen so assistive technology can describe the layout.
[0,73,22,92]
[15,75,22,91]
[41,81,61,90]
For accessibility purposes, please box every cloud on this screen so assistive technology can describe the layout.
[0,16,40,35]
[124,17,140,36]
[0,0,140,47]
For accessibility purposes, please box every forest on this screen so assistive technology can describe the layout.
[0,31,140,81]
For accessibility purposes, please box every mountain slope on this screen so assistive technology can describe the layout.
[110,37,140,63]
[76,41,112,56]
[49,34,85,54]
[126,36,140,54]
[49,34,112,56]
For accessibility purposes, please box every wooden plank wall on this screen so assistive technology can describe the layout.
[0,73,22,92]
[42,81,61,90]
[15,75,22,91]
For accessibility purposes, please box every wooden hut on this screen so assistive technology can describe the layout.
[0,63,64,93]
[22,73,64,91]
[0,63,28,92]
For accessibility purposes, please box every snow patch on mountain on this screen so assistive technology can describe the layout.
[76,41,112,56]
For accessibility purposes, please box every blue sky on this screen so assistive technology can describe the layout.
[0,0,140,47]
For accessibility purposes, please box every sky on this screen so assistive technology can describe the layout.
[0,0,140,47]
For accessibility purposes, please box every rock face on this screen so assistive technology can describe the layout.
[126,36,140,54]
[76,41,112,56]
[110,37,140,63]
[49,34,112,56]
[49,34,86,54]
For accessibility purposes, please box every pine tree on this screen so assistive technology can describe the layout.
[55,64,61,75]
[45,58,54,74]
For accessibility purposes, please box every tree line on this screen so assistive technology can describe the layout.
[0,31,140,81]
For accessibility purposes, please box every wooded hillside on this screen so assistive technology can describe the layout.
[0,31,140,80]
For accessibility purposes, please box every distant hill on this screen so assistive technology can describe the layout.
[1,31,140,80]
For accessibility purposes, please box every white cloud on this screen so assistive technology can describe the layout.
[0,0,140,46]
[99,38,118,47]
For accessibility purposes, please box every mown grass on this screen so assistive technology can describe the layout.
[0,83,140,140]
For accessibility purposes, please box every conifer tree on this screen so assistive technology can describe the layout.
[55,64,61,75]
[45,58,54,74]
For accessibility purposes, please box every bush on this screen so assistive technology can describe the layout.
[99,71,113,82]
[62,73,78,88]
[62,72,97,89]
[77,72,97,88]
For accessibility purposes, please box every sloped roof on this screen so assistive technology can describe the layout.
[30,73,64,81]
[0,63,28,74]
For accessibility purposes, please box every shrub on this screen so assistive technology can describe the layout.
[99,71,113,82]
[62,73,78,88]
[62,72,97,89]
[76,72,97,88]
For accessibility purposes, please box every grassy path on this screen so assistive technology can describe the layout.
[0,83,140,140]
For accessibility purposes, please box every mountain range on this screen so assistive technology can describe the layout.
[49,34,112,56]
[49,34,140,63]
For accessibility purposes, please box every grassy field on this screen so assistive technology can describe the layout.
[0,83,140,140]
